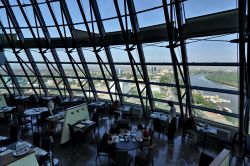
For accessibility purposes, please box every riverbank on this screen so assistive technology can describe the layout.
[204,73,238,88]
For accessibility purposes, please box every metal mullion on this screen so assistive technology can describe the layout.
[114,0,145,113]
[172,55,185,82]
[60,0,106,102]
[0,66,8,74]
[16,56,35,75]
[66,50,88,100]
[31,0,73,97]
[3,0,46,96]
[126,0,155,111]
[238,0,247,149]
[0,21,38,96]
[48,0,93,100]
[3,62,23,95]
[162,0,184,117]
[0,74,11,94]
[17,0,51,96]
[175,0,193,116]
[61,0,105,101]
[43,57,61,76]
[46,0,87,98]
[96,55,112,77]
[87,0,124,102]
[76,48,97,99]
[130,54,144,80]
[67,55,86,78]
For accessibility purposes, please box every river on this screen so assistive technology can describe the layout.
[190,74,238,114]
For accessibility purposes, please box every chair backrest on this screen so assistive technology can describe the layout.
[33,132,41,147]
[0,94,7,107]
[198,152,214,166]
[68,124,75,140]
[40,111,50,124]
[9,125,18,142]
[147,144,156,163]
[29,94,39,104]
[153,119,162,132]
[115,150,129,166]
[217,129,230,142]
[54,96,62,104]
[48,101,55,115]
[167,117,177,139]
[41,137,53,152]
[148,128,154,145]
[92,112,99,126]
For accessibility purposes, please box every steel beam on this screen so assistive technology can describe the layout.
[113,0,146,114]
[16,0,63,98]
[238,0,247,150]
[126,0,155,111]
[45,0,92,101]
[2,0,48,96]
[88,0,124,102]
[30,0,73,98]
[162,0,184,117]
[0,20,38,96]
[174,0,193,116]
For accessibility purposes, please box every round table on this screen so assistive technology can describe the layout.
[115,138,142,151]
[24,107,48,133]
[24,107,48,116]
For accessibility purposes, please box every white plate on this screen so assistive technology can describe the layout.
[0,147,7,152]
[119,138,125,142]
[13,147,30,157]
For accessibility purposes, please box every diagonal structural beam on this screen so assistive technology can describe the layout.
[45,0,94,102]
[2,0,48,96]
[88,0,123,102]
[114,0,146,114]
[162,0,184,117]
[59,0,97,101]
[58,0,97,102]
[62,2,113,101]
[0,20,38,96]
[238,0,247,150]
[30,0,73,98]
[16,0,63,98]
[174,0,193,116]
[126,0,155,111]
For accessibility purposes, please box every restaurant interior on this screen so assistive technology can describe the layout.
[0,0,249,166]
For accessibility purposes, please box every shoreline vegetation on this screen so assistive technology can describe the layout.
[204,71,238,88]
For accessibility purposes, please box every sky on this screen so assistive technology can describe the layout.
[0,0,238,64]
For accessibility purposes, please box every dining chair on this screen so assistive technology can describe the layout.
[53,96,63,113]
[92,112,99,134]
[198,152,214,166]
[167,117,176,140]
[95,134,110,165]
[135,144,156,166]
[29,94,39,108]
[39,136,60,166]
[33,132,41,147]
[16,113,31,131]
[115,150,131,166]
[153,119,163,138]
[9,125,18,142]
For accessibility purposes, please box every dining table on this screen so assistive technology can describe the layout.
[0,106,16,119]
[196,123,218,148]
[150,112,169,122]
[0,141,47,166]
[88,101,106,108]
[112,131,143,151]
[24,107,49,133]
[46,112,65,129]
